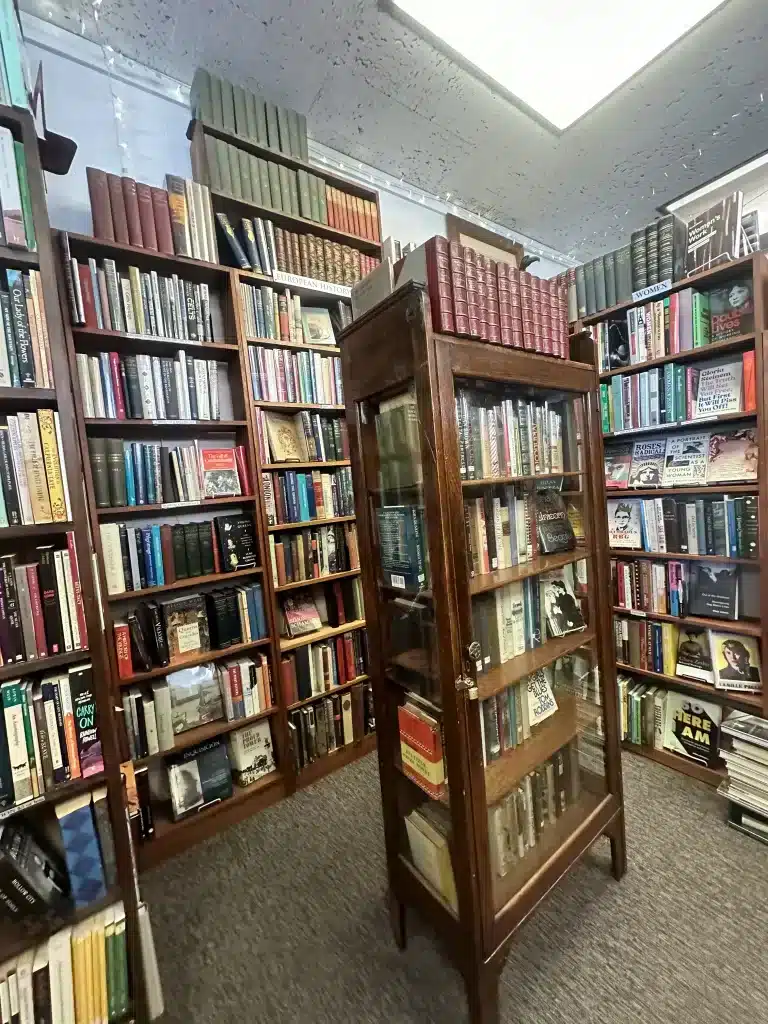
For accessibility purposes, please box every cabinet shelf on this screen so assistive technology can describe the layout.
[287,674,370,710]
[463,471,582,488]
[599,333,755,379]
[280,618,365,652]
[0,649,89,682]
[267,514,356,532]
[476,630,596,702]
[615,661,762,712]
[97,496,256,518]
[275,568,360,592]
[608,548,755,564]
[247,335,341,355]
[469,548,589,595]
[612,606,761,636]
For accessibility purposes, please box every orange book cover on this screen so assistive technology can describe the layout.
[398,702,446,800]
[114,622,133,679]
[743,350,756,412]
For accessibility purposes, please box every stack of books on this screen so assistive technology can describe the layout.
[239,280,347,345]
[398,693,445,800]
[0,125,35,250]
[255,408,349,465]
[0,269,54,386]
[619,677,723,768]
[248,343,342,405]
[719,712,768,844]
[280,628,367,703]
[611,554,757,620]
[85,170,218,263]
[262,466,355,525]
[269,521,358,588]
[0,410,70,527]
[288,679,373,769]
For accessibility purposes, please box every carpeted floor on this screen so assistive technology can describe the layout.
[142,751,768,1024]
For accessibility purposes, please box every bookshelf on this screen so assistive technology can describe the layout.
[341,282,625,1024]
[0,107,141,1015]
[591,251,768,783]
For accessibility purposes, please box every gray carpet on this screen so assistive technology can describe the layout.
[142,752,768,1024]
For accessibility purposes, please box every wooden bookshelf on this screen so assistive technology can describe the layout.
[596,251,768,787]
[107,565,263,602]
[96,495,257,518]
[254,399,345,411]
[133,705,278,767]
[275,568,360,592]
[0,521,75,539]
[476,630,596,702]
[0,386,58,408]
[117,637,272,686]
[0,771,108,823]
[262,459,350,470]
[469,548,589,595]
[267,514,356,532]
[0,648,90,683]
[247,335,341,355]
[622,741,726,787]
[462,470,583,488]
[286,673,370,710]
[72,326,240,357]
[280,618,366,653]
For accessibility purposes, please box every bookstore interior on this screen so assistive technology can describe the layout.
[0,1,766,1022]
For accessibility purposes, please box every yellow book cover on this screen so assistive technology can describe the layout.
[662,622,680,675]
[30,272,53,388]
[36,409,67,522]
[83,922,95,1024]
[71,924,87,1024]
[92,912,108,1024]
[17,412,52,523]
[129,266,145,335]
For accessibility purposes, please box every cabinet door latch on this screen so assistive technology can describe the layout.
[455,676,478,700]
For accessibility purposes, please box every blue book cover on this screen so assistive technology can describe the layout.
[285,472,298,521]
[142,529,156,587]
[244,586,258,641]
[151,526,164,585]
[143,446,156,504]
[252,583,267,638]
[306,474,317,519]
[725,498,738,557]
[123,445,136,506]
[296,474,309,522]
[132,443,146,504]
[54,793,107,909]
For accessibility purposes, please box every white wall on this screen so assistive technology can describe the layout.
[24,14,572,277]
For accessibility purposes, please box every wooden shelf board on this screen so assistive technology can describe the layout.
[97,496,256,518]
[484,695,600,805]
[117,637,271,686]
[0,648,90,683]
[247,336,341,355]
[295,731,377,789]
[275,568,361,592]
[612,606,761,637]
[287,674,370,710]
[267,514,356,532]
[0,770,107,822]
[608,548,755,565]
[0,888,121,964]
[0,387,57,408]
[584,253,756,326]
[72,326,238,354]
[463,471,582,488]
[476,629,596,702]
[609,483,759,497]
[65,232,231,282]
[107,565,263,602]
[599,333,756,378]
[623,741,726,786]
[0,521,73,539]
[469,548,589,595]
[262,460,350,470]
[280,618,366,652]
[603,409,755,439]
[133,706,277,767]
[83,418,247,432]
[254,400,345,412]
[0,245,38,268]
[615,661,763,711]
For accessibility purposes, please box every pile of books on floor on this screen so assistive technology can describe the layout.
[719,712,768,845]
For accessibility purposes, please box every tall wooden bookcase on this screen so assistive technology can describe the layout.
[0,107,144,1018]
[587,252,768,786]
[342,283,625,1024]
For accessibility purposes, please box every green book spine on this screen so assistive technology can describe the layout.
[691,292,711,347]
[308,175,320,223]
[13,144,35,251]
[593,256,607,311]
[611,375,622,431]
[257,159,272,207]
[663,364,675,423]
[277,165,292,214]
[209,74,224,127]
[190,69,213,122]
[248,154,262,205]
[215,138,232,195]
[243,90,258,142]
[227,144,242,199]
[287,170,300,218]
[603,252,617,308]
[297,113,309,162]
[265,102,280,149]
[575,264,586,318]
[674,365,685,420]
[18,684,36,792]
[297,170,312,219]
[253,94,269,147]
[734,497,745,557]
[267,162,282,211]
[198,522,215,574]
[172,524,188,579]
[584,260,596,316]
[316,177,328,225]
[203,134,221,192]
[237,149,252,202]
[600,383,610,434]
[287,109,301,158]
[220,78,236,132]
[232,84,248,137]
[276,106,291,154]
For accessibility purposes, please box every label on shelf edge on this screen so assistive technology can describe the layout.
[631,279,672,302]
[272,270,352,298]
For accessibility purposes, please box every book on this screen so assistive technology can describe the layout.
[607,498,642,549]
[675,627,714,683]
[663,692,721,767]
[534,490,575,554]
[661,433,709,487]
[604,443,633,489]
[226,719,275,785]
[709,278,754,339]
[199,446,241,497]
[710,631,762,692]
[376,505,428,590]
[162,594,209,660]
[694,359,742,418]
[300,307,336,346]
[404,805,457,912]
[263,411,309,462]
[539,571,585,637]
[167,664,223,735]
[685,191,743,275]
[166,737,232,820]
[54,792,107,909]
[627,440,665,488]
[706,428,758,483]
[688,563,739,620]
[282,592,322,637]
[398,698,446,801]
[214,514,258,571]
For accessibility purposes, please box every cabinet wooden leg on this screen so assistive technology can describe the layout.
[388,890,407,950]
[609,813,627,881]
[465,963,500,1024]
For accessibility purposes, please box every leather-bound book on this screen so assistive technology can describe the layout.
[424,236,454,335]
[121,177,143,247]
[136,183,158,250]
[86,168,114,241]
[152,187,175,256]
[106,174,129,244]
[463,246,482,339]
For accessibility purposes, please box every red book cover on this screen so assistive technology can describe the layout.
[334,635,347,684]
[66,531,88,648]
[448,241,470,336]
[108,352,127,420]
[424,236,455,334]
[86,167,114,241]
[234,445,251,495]
[228,663,243,716]
[106,173,129,244]
[398,702,445,800]
[343,632,356,680]
[114,622,133,679]
[136,183,158,250]
[281,654,298,705]
[463,246,482,338]
[77,265,98,328]
[150,188,175,255]
[121,177,143,247]
[26,564,47,658]
[474,253,490,341]
[312,477,324,519]
[211,522,222,574]
[332,581,346,625]
[341,192,351,234]
[484,260,501,344]
[744,350,756,412]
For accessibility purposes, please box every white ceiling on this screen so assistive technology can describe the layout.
[21,0,768,260]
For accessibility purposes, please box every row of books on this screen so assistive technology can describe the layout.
[489,739,583,879]
[221,212,380,283]
[0,901,128,1020]
[611,557,757,621]
[455,388,580,480]
[262,466,355,525]
[76,350,233,423]
[248,342,343,406]
[718,713,768,843]
[86,169,218,263]
[472,564,586,672]
[0,126,34,250]
[239,283,342,351]
[280,578,363,639]
[417,236,568,356]
[113,584,268,679]
[280,629,368,704]
[66,247,223,340]
[255,408,349,465]
[479,668,557,764]
[619,676,723,769]
[615,618,761,693]
[269,521,359,588]
[599,352,755,433]
[0,664,101,806]
[0,542,87,666]
[122,655,273,759]
[191,68,309,161]
[289,680,374,769]
[87,437,250,508]
[604,428,758,494]
[0,269,53,387]
[0,410,69,527]
[595,277,754,372]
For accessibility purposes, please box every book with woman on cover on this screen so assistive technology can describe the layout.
[607,498,642,549]
[676,628,714,684]
[627,440,665,488]
[710,632,762,692]
[604,443,632,489]
[539,570,585,638]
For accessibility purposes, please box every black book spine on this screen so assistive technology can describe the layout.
[185,356,198,419]
[134,527,147,590]
[123,355,143,420]
[0,426,20,524]
[105,438,127,507]
[9,272,35,385]
[0,557,23,663]
[184,523,202,577]
[133,691,148,758]
[50,680,71,779]
[743,496,758,558]
[159,446,174,501]
[118,525,132,589]
[172,525,188,578]
[146,602,169,666]
[161,358,177,419]
[184,282,198,341]
[119,357,132,418]
[127,610,152,672]
[0,292,20,387]
[205,592,223,647]
[37,548,63,654]
[87,436,110,508]
[198,522,215,574]
[223,587,240,646]
[703,500,715,556]
[135,766,155,839]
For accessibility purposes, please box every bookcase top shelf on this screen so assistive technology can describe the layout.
[107,565,263,603]
[609,483,758,498]
[615,661,762,712]
[262,460,350,470]
[117,635,272,686]
[609,548,755,565]
[584,252,758,326]
[96,496,256,518]
[603,409,755,439]
[611,606,761,637]
[188,119,381,204]
[133,705,278,769]
[83,418,248,433]
[0,648,90,683]
[254,400,345,412]
[598,332,756,380]
[0,387,57,409]
[462,470,583,489]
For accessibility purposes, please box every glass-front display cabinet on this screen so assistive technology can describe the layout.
[341,282,625,1024]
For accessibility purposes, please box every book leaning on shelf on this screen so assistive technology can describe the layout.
[0,269,54,387]
[618,676,723,768]
[240,279,348,345]
[86,168,218,263]
[262,466,355,525]
[248,342,343,405]
[269,520,359,587]
[279,578,364,640]
[280,628,368,704]
[77,348,233,423]
[288,679,373,769]
[0,125,35,251]
[254,408,349,465]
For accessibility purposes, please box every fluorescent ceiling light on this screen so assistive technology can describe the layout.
[666,150,768,211]
[389,0,724,131]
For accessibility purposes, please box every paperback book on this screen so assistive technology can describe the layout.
[627,440,665,488]
[710,631,762,693]
[706,428,758,483]
[607,499,642,549]
[661,433,709,487]
[675,628,714,684]
[663,693,722,767]
[604,443,633,489]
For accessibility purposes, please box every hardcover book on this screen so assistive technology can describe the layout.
[694,359,742,418]
[709,278,754,340]
[663,693,721,767]
[709,631,762,693]
[199,447,241,497]
[226,719,275,785]
[282,592,322,637]
[706,428,758,483]
[627,440,665,488]
[166,737,232,820]
[214,514,258,571]
[300,307,336,346]
[54,792,107,909]
[675,627,714,683]
[167,664,223,734]
[162,595,210,659]
[661,433,710,487]
[605,321,630,370]
[685,191,743,275]
[534,490,575,554]
[607,498,642,549]
[539,571,585,638]
[263,411,308,462]
[376,505,428,590]
[688,563,738,620]
[604,443,633,489]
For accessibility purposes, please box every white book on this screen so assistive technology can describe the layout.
[208,361,219,420]
[192,182,208,262]
[653,689,667,750]
[142,695,160,755]
[685,502,699,554]
[194,360,210,420]
[136,354,157,418]
[507,582,526,657]
[24,681,44,797]
[99,522,126,595]
[6,416,32,525]
[43,689,65,776]
[653,499,666,553]
[29,272,52,388]
[151,357,166,419]
[185,445,203,501]
[98,353,116,418]
[201,184,218,264]
[138,903,165,1021]
[62,549,82,648]
[48,926,75,1024]
[150,272,165,337]
[642,500,658,551]
[126,527,141,590]
[52,414,72,520]
[151,680,174,751]
[2,682,32,802]
[184,179,201,260]
[120,277,137,335]
[493,588,508,663]
[176,351,190,418]
[88,357,105,418]
[75,353,95,418]
[0,128,24,247]
[53,551,73,652]
[694,358,743,418]
[15,949,34,1024]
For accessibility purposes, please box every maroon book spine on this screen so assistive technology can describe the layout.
[519,271,536,351]
[484,259,501,344]
[121,177,143,248]
[496,262,512,346]
[507,268,525,349]
[77,264,98,328]
[85,167,114,241]
[106,173,129,244]
[448,241,469,335]
[474,253,490,341]
[151,188,175,255]
[463,246,482,338]
[136,183,158,251]
[425,236,455,334]
[559,277,569,359]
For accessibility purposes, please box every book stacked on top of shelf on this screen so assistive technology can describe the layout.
[269,520,358,588]
[248,340,342,406]
[262,466,355,526]
[0,124,35,251]
[62,241,225,340]
[254,408,348,465]
[76,348,234,423]
[112,578,268,681]
[121,655,273,760]
[287,678,373,770]
[280,627,367,704]
[618,676,723,768]
[100,511,258,596]
[240,280,349,345]
[719,712,768,843]
[0,410,70,527]
[86,169,218,263]
[0,268,53,387]
[87,435,250,509]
